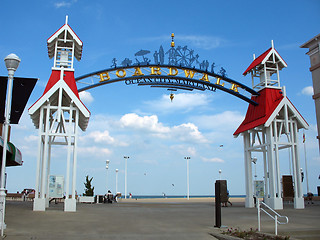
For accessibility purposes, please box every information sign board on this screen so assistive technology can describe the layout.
[254,180,264,198]
[49,175,64,198]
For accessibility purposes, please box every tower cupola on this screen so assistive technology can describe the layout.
[243,41,287,91]
[47,16,83,70]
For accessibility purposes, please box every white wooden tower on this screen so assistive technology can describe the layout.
[234,41,308,209]
[29,16,90,212]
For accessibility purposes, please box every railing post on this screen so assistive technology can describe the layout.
[275,215,278,235]
[257,198,261,231]
[257,200,288,235]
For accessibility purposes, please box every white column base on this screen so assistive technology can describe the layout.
[33,198,46,211]
[0,194,6,231]
[294,197,305,209]
[0,222,6,231]
[64,198,76,212]
[266,197,283,210]
[245,196,254,208]
[45,198,50,208]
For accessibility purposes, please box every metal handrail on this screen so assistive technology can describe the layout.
[257,199,289,235]
[259,201,289,224]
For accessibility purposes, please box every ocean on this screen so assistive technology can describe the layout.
[124,195,246,199]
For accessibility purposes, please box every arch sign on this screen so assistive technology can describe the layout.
[76,38,259,105]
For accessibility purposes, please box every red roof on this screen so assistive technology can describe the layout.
[47,23,83,45]
[28,68,91,131]
[43,70,79,98]
[243,48,272,76]
[29,70,82,112]
[233,88,284,135]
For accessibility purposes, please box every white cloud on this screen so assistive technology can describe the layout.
[136,35,227,50]
[55,2,70,8]
[119,113,208,143]
[78,146,111,156]
[81,129,128,147]
[120,113,169,134]
[85,114,113,131]
[301,86,313,96]
[144,93,211,113]
[202,157,224,163]
[176,35,226,50]
[172,123,208,143]
[190,111,244,130]
[54,0,77,8]
[13,124,28,130]
[87,130,115,144]
[18,145,38,157]
[24,135,38,142]
[186,147,196,156]
[79,91,94,105]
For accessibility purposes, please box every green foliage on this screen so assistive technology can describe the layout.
[83,175,94,196]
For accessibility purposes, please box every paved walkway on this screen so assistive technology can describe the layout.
[3,199,320,239]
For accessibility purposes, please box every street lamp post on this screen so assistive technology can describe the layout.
[303,131,310,193]
[252,156,257,198]
[106,160,110,192]
[115,169,119,194]
[0,54,20,236]
[252,157,257,181]
[124,156,129,199]
[184,157,190,200]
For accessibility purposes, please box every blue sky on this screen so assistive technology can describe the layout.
[1,0,320,196]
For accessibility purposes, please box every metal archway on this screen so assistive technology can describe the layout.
[75,64,259,105]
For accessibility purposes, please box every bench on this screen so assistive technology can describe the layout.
[6,193,23,200]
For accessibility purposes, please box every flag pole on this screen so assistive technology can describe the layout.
[303,130,310,193]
